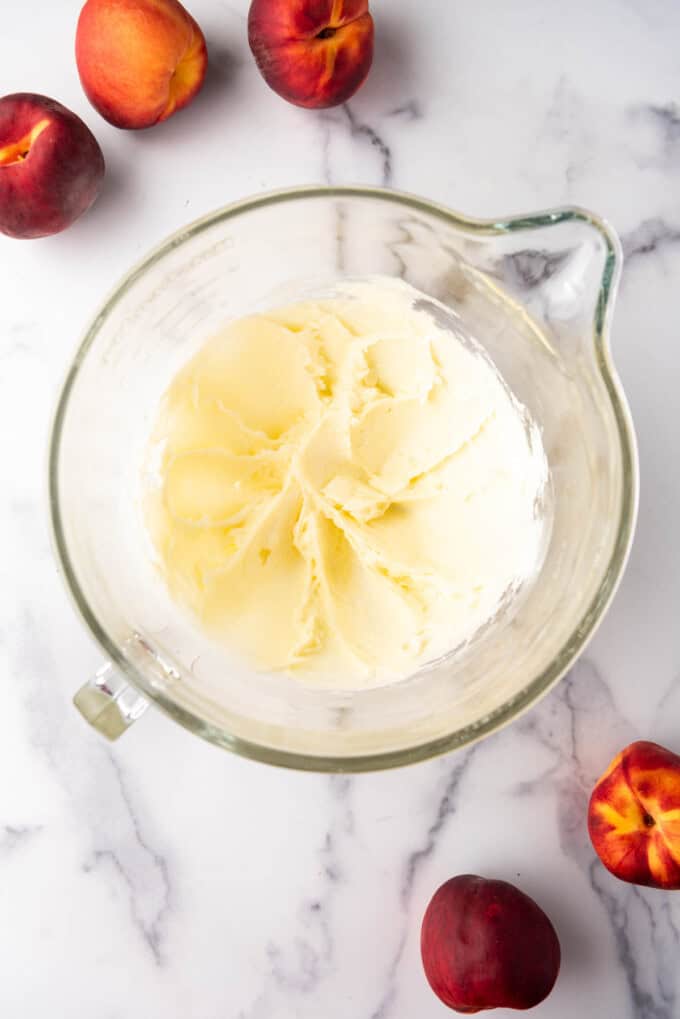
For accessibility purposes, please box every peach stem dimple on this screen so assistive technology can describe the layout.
[0,118,50,167]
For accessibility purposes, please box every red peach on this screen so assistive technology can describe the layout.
[248,0,374,109]
[0,93,104,239]
[421,875,561,1013]
[75,0,208,130]
[588,740,680,889]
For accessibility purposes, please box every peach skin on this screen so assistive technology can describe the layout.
[75,0,208,129]
[248,0,374,109]
[421,875,561,1013]
[0,93,104,239]
[588,740,680,889]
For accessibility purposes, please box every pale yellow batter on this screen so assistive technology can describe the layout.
[144,279,548,688]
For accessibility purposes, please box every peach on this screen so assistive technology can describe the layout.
[75,0,208,129]
[421,875,561,1013]
[248,0,374,109]
[588,740,680,889]
[0,93,104,239]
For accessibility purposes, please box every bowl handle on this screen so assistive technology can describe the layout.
[73,662,149,740]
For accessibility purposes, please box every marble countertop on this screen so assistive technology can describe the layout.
[2,0,679,1015]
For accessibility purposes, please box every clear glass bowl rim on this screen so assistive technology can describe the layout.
[48,185,639,772]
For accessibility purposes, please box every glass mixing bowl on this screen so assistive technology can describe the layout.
[49,186,638,771]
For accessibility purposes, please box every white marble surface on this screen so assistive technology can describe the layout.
[1,0,679,1015]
